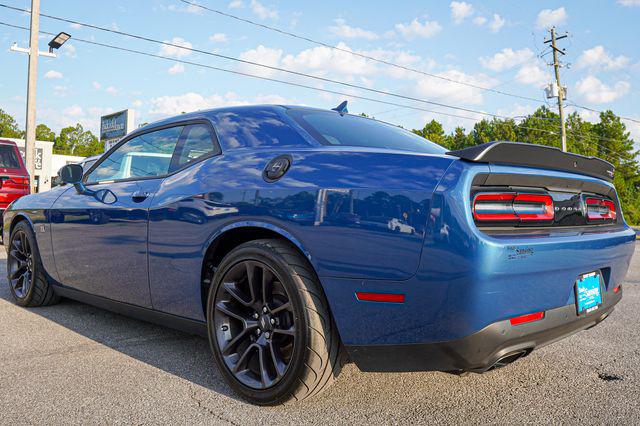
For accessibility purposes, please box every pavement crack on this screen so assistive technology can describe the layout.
[189,390,241,426]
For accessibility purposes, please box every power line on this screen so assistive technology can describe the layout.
[0,20,629,160]
[4,2,638,128]
[178,0,640,125]
[175,0,548,105]
[0,3,515,121]
[0,20,499,122]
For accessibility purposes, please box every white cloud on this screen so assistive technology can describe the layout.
[159,37,193,58]
[329,18,379,40]
[63,44,76,58]
[414,70,499,105]
[488,14,505,33]
[132,100,143,108]
[450,1,474,24]
[148,91,294,116]
[164,3,202,14]
[209,33,229,43]
[250,0,278,19]
[168,63,185,75]
[44,70,63,79]
[53,85,68,96]
[237,42,433,83]
[515,64,551,88]
[536,7,567,29]
[394,18,442,39]
[105,86,118,95]
[480,48,534,71]
[617,0,640,5]
[69,23,82,29]
[473,16,487,26]
[576,45,629,71]
[63,105,83,118]
[238,45,284,77]
[575,76,630,104]
[92,81,101,90]
[228,0,244,8]
[496,104,537,120]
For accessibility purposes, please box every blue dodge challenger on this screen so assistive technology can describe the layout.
[4,104,635,405]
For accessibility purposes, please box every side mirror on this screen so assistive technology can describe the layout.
[58,164,84,185]
[59,164,92,196]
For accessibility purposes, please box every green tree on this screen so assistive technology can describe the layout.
[55,124,102,156]
[0,108,23,138]
[413,119,450,148]
[35,123,56,142]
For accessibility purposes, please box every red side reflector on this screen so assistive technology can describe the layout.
[614,285,621,294]
[509,311,545,326]
[356,292,405,303]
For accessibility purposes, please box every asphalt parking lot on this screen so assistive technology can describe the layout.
[1,245,639,425]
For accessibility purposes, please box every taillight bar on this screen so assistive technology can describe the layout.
[585,197,616,222]
[473,193,554,223]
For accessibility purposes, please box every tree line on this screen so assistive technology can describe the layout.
[380,106,640,224]
[0,108,104,157]
[2,105,639,223]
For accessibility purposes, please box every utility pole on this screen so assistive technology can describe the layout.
[25,0,40,193]
[544,27,568,152]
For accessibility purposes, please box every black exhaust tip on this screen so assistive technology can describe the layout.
[488,349,530,371]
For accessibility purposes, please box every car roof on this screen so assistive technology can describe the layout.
[133,104,326,134]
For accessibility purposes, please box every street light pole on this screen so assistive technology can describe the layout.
[25,0,40,193]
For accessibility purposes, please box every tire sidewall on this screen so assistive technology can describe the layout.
[206,242,309,405]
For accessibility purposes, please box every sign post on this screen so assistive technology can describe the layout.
[100,109,135,151]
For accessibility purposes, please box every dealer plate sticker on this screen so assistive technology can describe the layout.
[576,272,602,315]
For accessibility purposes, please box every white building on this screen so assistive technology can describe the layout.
[0,138,85,192]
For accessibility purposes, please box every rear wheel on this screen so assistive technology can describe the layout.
[7,221,59,307]
[207,239,344,405]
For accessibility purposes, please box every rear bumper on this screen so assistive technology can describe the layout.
[347,287,621,373]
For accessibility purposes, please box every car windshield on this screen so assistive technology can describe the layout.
[0,145,21,169]
[288,109,446,154]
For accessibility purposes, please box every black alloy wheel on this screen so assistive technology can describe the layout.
[8,228,34,299]
[207,239,345,405]
[213,259,295,389]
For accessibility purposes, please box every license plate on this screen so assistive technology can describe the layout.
[575,272,602,315]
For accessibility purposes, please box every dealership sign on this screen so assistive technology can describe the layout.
[100,109,135,151]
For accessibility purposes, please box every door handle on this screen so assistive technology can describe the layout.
[131,191,150,202]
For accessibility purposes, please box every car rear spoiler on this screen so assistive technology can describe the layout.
[447,141,615,182]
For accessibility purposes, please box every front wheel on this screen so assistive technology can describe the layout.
[207,239,344,405]
[7,221,59,307]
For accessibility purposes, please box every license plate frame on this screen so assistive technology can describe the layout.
[575,271,603,315]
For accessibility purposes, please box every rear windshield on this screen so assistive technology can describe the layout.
[0,145,21,169]
[288,109,446,154]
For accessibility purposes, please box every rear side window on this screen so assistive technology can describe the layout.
[172,124,218,169]
[288,110,447,154]
[0,145,21,169]
[211,108,311,149]
[87,126,183,183]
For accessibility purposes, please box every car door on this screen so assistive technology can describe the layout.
[50,124,186,307]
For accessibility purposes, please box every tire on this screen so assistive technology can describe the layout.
[7,221,60,307]
[207,239,344,405]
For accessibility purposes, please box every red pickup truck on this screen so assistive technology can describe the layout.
[0,139,30,216]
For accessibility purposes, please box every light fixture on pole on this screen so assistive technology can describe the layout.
[48,31,71,53]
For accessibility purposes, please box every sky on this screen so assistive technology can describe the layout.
[1,0,639,144]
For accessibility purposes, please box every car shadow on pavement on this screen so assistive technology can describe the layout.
[0,281,243,402]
